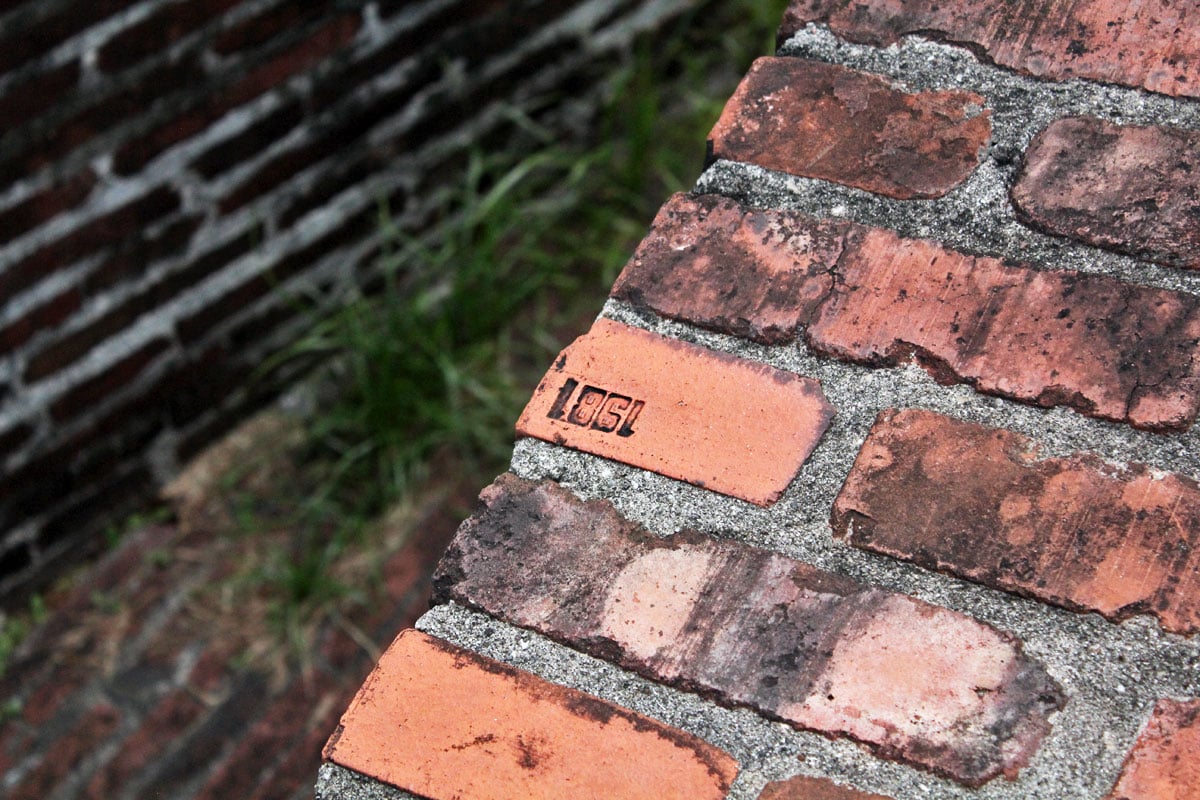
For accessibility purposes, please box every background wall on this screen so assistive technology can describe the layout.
[0,0,696,597]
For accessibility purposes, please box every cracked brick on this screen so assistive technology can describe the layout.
[612,193,1200,431]
[834,408,1200,635]
[323,628,738,800]
[710,58,989,199]
[516,318,834,506]
[779,0,1200,99]
[1012,117,1200,270]
[435,474,1065,787]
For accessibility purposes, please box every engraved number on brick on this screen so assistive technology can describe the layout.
[547,378,644,437]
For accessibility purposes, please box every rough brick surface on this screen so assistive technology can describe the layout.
[435,474,1065,786]
[516,318,834,505]
[323,628,739,800]
[833,409,1200,635]
[1105,699,1200,799]
[1012,117,1200,270]
[710,58,989,199]
[612,193,1200,431]
[778,0,1200,99]
[759,774,894,800]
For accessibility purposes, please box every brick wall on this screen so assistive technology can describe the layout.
[321,1,1200,799]
[0,0,698,597]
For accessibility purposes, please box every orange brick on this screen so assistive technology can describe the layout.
[517,318,833,506]
[1106,699,1200,799]
[323,629,738,800]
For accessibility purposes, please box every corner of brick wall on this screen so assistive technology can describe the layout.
[0,0,702,598]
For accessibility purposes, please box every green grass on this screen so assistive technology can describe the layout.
[239,0,789,637]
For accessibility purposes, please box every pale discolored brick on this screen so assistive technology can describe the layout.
[710,58,989,199]
[323,629,738,800]
[779,0,1200,100]
[612,193,1200,431]
[516,318,834,506]
[1105,699,1200,799]
[834,409,1200,635]
[759,774,895,800]
[435,474,1065,787]
[1012,117,1200,270]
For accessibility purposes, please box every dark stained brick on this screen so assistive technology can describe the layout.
[1012,117,1200,270]
[49,337,172,421]
[759,774,895,800]
[0,287,82,355]
[710,58,989,199]
[834,408,1200,636]
[517,318,834,506]
[0,170,95,248]
[190,99,305,179]
[212,0,337,54]
[435,474,1065,787]
[0,0,140,73]
[612,193,1200,431]
[97,0,241,72]
[324,629,739,800]
[0,60,79,129]
[779,0,1200,99]
[1105,698,1200,798]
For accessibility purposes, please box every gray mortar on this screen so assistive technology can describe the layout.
[330,23,1200,800]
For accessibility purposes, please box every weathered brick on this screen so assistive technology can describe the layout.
[0,185,181,300]
[759,774,894,800]
[779,0,1200,99]
[0,0,140,73]
[1106,698,1200,799]
[86,214,202,292]
[1012,117,1200,270]
[223,14,361,108]
[835,408,1200,635]
[612,193,1200,431]
[517,318,834,506]
[0,60,80,129]
[0,287,82,354]
[710,58,989,199]
[212,0,337,54]
[0,170,95,248]
[48,337,171,421]
[324,628,739,800]
[10,702,120,800]
[82,690,205,800]
[190,99,305,179]
[435,474,1064,786]
[98,0,240,72]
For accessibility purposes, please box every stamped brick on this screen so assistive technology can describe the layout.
[779,0,1200,99]
[710,58,989,199]
[834,408,1200,635]
[759,774,894,800]
[516,318,834,506]
[323,628,738,800]
[612,193,1200,431]
[1012,117,1200,270]
[1106,699,1200,799]
[435,474,1064,786]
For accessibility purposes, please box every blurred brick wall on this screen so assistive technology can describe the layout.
[0,0,694,597]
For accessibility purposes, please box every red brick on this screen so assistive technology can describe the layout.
[759,774,894,800]
[0,0,140,73]
[0,170,95,248]
[324,628,739,800]
[10,702,120,800]
[0,185,181,300]
[779,0,1200,99]
[249,685,351,800]
[48,337,172,421]
[224,14,361,107]
[517,318,834,506]
[710,58,989,199]
[0,60,79,129]
[612,193,1200,431]
[212,0,337,54]
[0,287,82,355]
[435,474,1064,786]
[1106,699,1200,798]
[834,408,1200,636]
[86,214,202,292]
[98,0,240,72]
[1012,117,1200,270]
[190,99,305,179]
[82,690,205,800]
